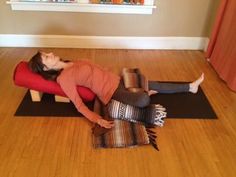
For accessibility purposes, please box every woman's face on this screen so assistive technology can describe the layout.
[41,52,60,70]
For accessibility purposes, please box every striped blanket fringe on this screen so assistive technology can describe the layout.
[146,125,159,150]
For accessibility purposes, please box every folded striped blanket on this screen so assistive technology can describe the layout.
[93,119,152,149]
[92,99,159,150]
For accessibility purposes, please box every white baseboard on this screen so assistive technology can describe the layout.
[0,34,209,50]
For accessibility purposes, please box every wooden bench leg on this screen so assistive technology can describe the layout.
[30,89,70,103]
[30,90,43,102]
[54,95,70,103]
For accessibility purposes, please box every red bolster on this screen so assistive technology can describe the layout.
[13,61,95,102]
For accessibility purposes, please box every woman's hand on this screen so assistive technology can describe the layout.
[97,119,114,129]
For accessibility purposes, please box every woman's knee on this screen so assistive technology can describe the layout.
[135,94,150,108]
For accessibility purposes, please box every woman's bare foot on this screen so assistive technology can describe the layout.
[148,90,158,96]
[189,73,204,93]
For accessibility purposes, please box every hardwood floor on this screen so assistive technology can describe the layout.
[0,48,235,177]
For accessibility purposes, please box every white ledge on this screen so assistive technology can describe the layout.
[6,1,156,14]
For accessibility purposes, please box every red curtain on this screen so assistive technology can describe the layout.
[205,0,236,92]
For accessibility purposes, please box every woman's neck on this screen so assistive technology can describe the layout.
[55,60,74,70]
[64,61,74,69]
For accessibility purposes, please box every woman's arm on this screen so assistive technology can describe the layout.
[59,76,114,128]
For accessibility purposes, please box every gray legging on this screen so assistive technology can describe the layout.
[112,81,189,108]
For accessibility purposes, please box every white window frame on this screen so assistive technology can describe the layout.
[6,0,156,14]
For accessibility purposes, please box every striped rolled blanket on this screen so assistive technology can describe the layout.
[108,99,166,127]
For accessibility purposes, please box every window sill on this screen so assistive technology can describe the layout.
[6,1,156,14]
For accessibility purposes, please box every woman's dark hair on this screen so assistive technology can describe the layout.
[28,51,62,81]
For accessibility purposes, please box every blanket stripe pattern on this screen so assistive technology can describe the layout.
[93,119,153,149]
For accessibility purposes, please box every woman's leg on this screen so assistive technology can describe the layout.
[149,73,204,94]
[148,81,189,93]
[112,82,150,108]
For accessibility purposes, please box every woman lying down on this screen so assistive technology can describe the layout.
[28,51,204,129]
